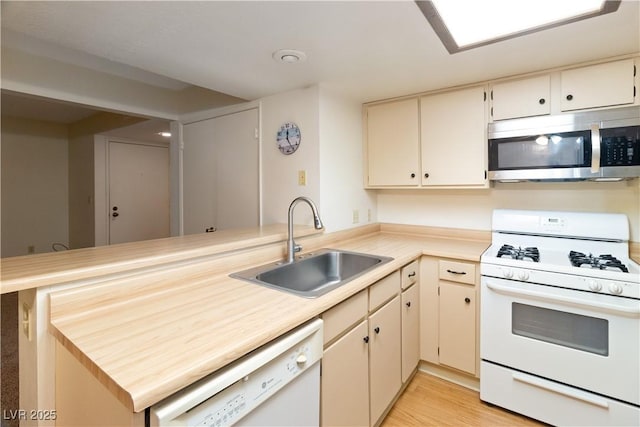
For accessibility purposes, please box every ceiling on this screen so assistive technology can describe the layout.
[1,1,639,107]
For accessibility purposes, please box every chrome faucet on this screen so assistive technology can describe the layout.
[286,196,324,263]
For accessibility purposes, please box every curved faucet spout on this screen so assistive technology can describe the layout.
[287,197,324,263]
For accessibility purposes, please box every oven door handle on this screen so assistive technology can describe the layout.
[512,372,610,409]
[485,282,640,318]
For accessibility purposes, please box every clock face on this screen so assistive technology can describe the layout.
[277,122,301,155]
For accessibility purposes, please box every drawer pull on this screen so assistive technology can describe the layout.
[446,269,467,275]
[464,297,471,304]
[408,272,416,278]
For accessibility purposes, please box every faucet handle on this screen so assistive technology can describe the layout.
[294,243,302,253]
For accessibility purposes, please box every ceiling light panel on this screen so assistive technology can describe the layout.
[417,0,620,53]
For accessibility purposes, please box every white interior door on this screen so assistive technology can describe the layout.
[183,108,259,234]
[108,140,170,244]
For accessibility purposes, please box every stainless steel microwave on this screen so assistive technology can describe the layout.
[488,106,640,182]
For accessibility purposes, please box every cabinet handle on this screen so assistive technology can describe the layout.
[112,212,120,218]
[374,326,381,334]
[566,94,573,101]
[410,173,416,178]
[446,269,466,275]
[538,98,546,105]
[424,173,429,179]
[406,301,411,308]
[408,272,416,278]
[465,297,471,304]
[363,336,369,344]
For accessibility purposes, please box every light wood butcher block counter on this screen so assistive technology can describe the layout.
[1,224,321,294]
[49,224,490,413]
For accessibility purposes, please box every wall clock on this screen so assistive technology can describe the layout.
[276,122,301,155]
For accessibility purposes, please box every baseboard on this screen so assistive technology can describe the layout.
[418,361,480,392]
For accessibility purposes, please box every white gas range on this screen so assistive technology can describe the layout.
[480,209,640,427]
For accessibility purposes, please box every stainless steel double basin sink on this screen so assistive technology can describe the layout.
[230,249,393,298]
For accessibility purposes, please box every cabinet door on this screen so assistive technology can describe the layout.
[321,320,370,427]
[420,86,487,186]
[401,283,420,383]
[369,296,401,425]
[366,98,420,186]
[491,75,551,120]
[561,59,636,111]
[438,281,476,375]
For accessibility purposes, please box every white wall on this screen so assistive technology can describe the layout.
[319,85,376,232]
[1,116,69,256]
[68,134,95,249]
[261,86,321,226]
[378,180,640,242]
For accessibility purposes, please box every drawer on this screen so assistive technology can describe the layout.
[369,271,400,312]
[481,362,640,426]
[401,260,419,290]
[439,260,475,285]
[322,290,368,345]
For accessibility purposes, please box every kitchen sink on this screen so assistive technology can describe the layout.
[230,249,393,298]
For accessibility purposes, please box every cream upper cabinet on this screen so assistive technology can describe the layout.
[490,75,551,120]
[561,59,636,111]
[366,98,420,186]
[420,85,488,187]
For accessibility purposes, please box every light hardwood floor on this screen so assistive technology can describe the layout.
[381,372,545,427]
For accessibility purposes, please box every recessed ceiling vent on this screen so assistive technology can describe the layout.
[272,49,307,63]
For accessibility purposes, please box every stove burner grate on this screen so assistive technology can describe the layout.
[497,245,540,262]
[569,251,629,273]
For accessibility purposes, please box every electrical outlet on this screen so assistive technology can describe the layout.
[298,170,306,186]
[352,209,359,224]
[22,303,32,341]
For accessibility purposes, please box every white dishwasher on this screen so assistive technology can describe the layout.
[150,318,323,427]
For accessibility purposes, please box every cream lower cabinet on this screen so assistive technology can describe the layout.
[369,295,401,424]
[321,319,370,427]
[401,283,420,383]
[420,256,479,377]
[322,266,418,427]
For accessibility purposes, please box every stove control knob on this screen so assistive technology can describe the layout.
[502,269,514,279]
[517,271,529,281]
[587,280,602,292]
[608,282,623,295]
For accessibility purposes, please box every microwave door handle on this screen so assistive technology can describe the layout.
[590,124,601,173]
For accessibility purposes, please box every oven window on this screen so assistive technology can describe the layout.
[512,303,608,356]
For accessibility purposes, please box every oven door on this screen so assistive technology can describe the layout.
[481,277,640,406]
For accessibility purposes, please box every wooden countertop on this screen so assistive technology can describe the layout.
[0,224,320,294]
[48,226,489,412]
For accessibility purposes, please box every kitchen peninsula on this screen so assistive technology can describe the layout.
[3,223,490,426]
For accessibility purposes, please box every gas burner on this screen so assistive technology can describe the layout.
[497,245,540,262]
[569,251,629,273]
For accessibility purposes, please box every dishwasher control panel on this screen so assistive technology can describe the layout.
[150,319,323,427]
[186,342,318,426]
